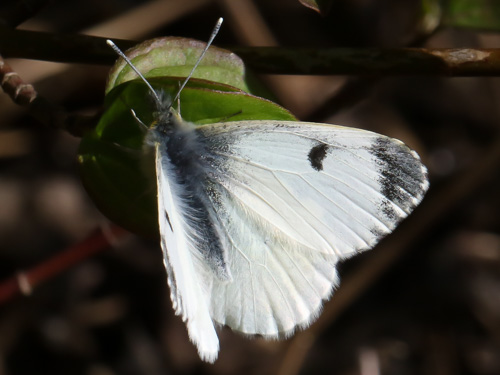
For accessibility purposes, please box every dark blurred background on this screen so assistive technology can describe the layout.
[1,0,500,374]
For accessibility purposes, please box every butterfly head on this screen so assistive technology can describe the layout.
[106,17,223,142]
[144,88,189,145]
[151,89,175,126]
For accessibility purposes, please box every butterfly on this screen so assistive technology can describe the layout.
[106,18,429,363]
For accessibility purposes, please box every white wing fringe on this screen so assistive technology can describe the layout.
[156,146,220,362]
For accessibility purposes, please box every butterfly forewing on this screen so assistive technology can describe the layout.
[194,121,428,335]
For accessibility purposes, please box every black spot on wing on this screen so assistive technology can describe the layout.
[370,137,428,221]
[308,143,329,171]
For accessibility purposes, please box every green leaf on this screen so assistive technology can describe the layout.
[442,0,500,31]
[107,37,262,96]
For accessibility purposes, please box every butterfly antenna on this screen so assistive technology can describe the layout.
[106,39,163,109]
[169,17,223,109]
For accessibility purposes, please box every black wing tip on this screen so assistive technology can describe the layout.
[369,136,429,226]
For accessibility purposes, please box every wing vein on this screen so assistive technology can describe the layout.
[205,198,258,331]
[271,170,370,252]
[212,173,320,252]
[220,148,409,224]
[210,151,395,232]
[261,259,296,327]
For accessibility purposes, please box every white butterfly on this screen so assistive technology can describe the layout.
[107,18,429,363]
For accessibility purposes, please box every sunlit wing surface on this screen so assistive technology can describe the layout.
[156,120,428,361]
[197,121,428,335]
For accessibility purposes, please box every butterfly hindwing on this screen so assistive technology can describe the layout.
[155,142,219,362]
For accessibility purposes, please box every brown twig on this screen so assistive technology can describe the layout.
[0,55,100,136]
[0,25,134,65]
[231,47,500,76]
[0,54,36,105]
[2,27,500,76]
[305,23,439,123]
[0,225,130,304]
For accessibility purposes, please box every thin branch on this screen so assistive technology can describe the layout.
[231,47,500,76]
[2,27,500,76]
[0,55,100,136]
[305,26,439,120]
[0,25,134,65]
[0,225,130,304]
[0,55,36,105]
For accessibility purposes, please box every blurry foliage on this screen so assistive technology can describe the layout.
[442,0,500,31]
[418,0,500,34]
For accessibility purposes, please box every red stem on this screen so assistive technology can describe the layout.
[0,225,130,304]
